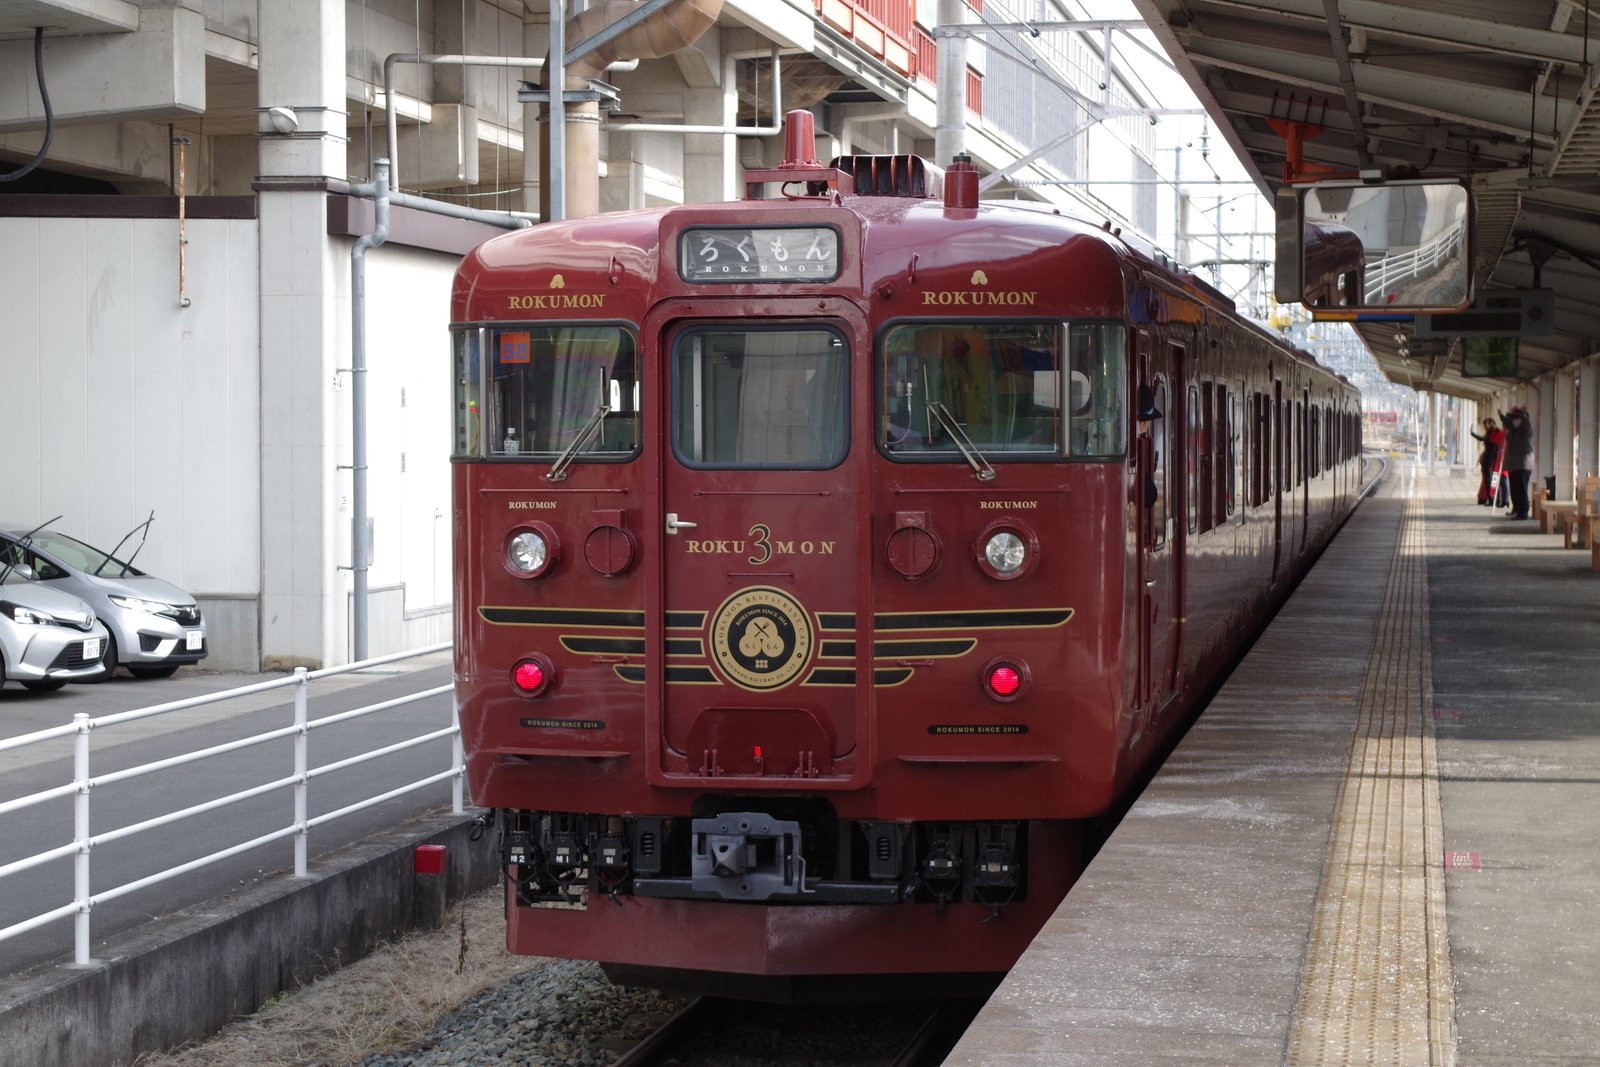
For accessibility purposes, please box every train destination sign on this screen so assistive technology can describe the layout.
[679,226,840,283]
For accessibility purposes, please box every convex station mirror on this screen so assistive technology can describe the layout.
[1274,178,1473,313]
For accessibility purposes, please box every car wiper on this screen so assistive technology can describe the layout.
[545,404,611,483]
[0,515,61,584]
[100,509,155,577]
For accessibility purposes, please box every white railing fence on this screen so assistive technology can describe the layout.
[0,642,460,966]
[1362,223,1465,303]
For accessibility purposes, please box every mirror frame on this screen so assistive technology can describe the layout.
[1274,177,1474,314]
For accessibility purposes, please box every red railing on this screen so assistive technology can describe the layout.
[913,24,936,82]
[966,66,983,117]
[815,0,915,76]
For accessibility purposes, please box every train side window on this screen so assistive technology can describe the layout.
[877,321,1125,461]
[671,326,848,469]
[452,325,639,461]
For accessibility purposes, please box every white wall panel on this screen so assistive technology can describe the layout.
[365,246,457,622]
[0,218,43,522]
[0,215,260,601]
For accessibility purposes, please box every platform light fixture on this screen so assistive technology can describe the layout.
[266,106,299,135]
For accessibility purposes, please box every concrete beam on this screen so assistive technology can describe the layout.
[0,6,205,131]
[0,119,170,185]
[395,102,481,188]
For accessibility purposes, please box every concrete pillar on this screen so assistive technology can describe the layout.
[257,0,350,669]
[1579,356,1600,482]
[1554,367,1578,499]
[682,59,736,205]
[1536,375,1558,499]
[600,129,646,213]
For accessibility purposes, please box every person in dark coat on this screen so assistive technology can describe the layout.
[1500,406,1535,519]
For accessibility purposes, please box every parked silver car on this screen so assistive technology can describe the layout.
[0,566,109,691]
[0,517,207,679]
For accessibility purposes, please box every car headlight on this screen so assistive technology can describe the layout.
[983,532,1027,574]
[507,531,550,576]
[109,594,173,615]
[0,600,55,626]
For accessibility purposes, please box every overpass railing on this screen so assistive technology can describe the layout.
[0,643,460,966]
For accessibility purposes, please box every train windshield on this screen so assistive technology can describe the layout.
[451,325,639,459]
[879,322,1126,460]
[670,326,848,469]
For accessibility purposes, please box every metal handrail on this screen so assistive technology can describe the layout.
[0,642,461,966]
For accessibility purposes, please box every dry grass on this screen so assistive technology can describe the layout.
[135,888,545,1067]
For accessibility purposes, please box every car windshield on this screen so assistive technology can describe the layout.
[19,531,144,577]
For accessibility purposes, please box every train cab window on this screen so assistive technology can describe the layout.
[451,325,639,460]
[670,326,848,468]
[878,322,1125,461]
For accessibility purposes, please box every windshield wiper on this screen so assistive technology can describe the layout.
[100,509,154,577]
[0,515,61,584]
[545,404,611,482]
[926,400,997,482]
[919,362,996,481]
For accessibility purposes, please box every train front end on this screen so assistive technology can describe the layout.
[451,132,1136,984]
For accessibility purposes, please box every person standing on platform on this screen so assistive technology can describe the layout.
[1500,406,1535,519]
[1470,417,1505,506]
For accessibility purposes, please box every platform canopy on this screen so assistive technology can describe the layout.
[1132,0,1600,400]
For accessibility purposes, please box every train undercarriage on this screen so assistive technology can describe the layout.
[498,804,1030,912]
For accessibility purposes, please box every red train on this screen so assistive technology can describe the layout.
[450,112,1361,993]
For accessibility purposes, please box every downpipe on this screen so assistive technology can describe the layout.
[347,159,392,662]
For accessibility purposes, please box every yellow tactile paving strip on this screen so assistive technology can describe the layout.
[1286,496,1457,1066]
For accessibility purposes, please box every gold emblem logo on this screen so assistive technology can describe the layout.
[708,587,813,692]
[971,269,989,285]
[551,273,566,289]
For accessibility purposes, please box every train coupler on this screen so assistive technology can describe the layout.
[690,812,809,900]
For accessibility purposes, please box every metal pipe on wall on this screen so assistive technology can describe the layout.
[347,159,392,661]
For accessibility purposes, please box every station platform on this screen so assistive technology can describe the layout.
[947,461,1600,1066]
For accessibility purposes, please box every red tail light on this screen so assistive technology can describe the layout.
[984,661,1025,700]
[512,657,552,697]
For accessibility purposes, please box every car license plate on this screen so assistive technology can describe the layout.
[186,631,202,651]
[83,638,103,660]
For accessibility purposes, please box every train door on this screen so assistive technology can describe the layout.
[1302,388,1314,549]
[1271,377,1284,585]
[1134,338,1178,725]
[647,299,870,788]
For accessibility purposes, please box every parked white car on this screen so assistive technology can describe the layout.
[1,517,206,680]
[0,567,109,691]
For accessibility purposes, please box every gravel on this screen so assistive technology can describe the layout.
[358,959,690,1066]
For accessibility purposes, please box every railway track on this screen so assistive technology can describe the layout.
[611,994,987,1067]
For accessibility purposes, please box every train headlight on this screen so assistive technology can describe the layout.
[504,523,559,579]
[973,522,1038,580]
[984,532,1026,574]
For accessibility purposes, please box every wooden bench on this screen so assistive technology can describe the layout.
[1541,500,1577,534]
[1530,486,1550,522]
[1560,477,1600,548]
